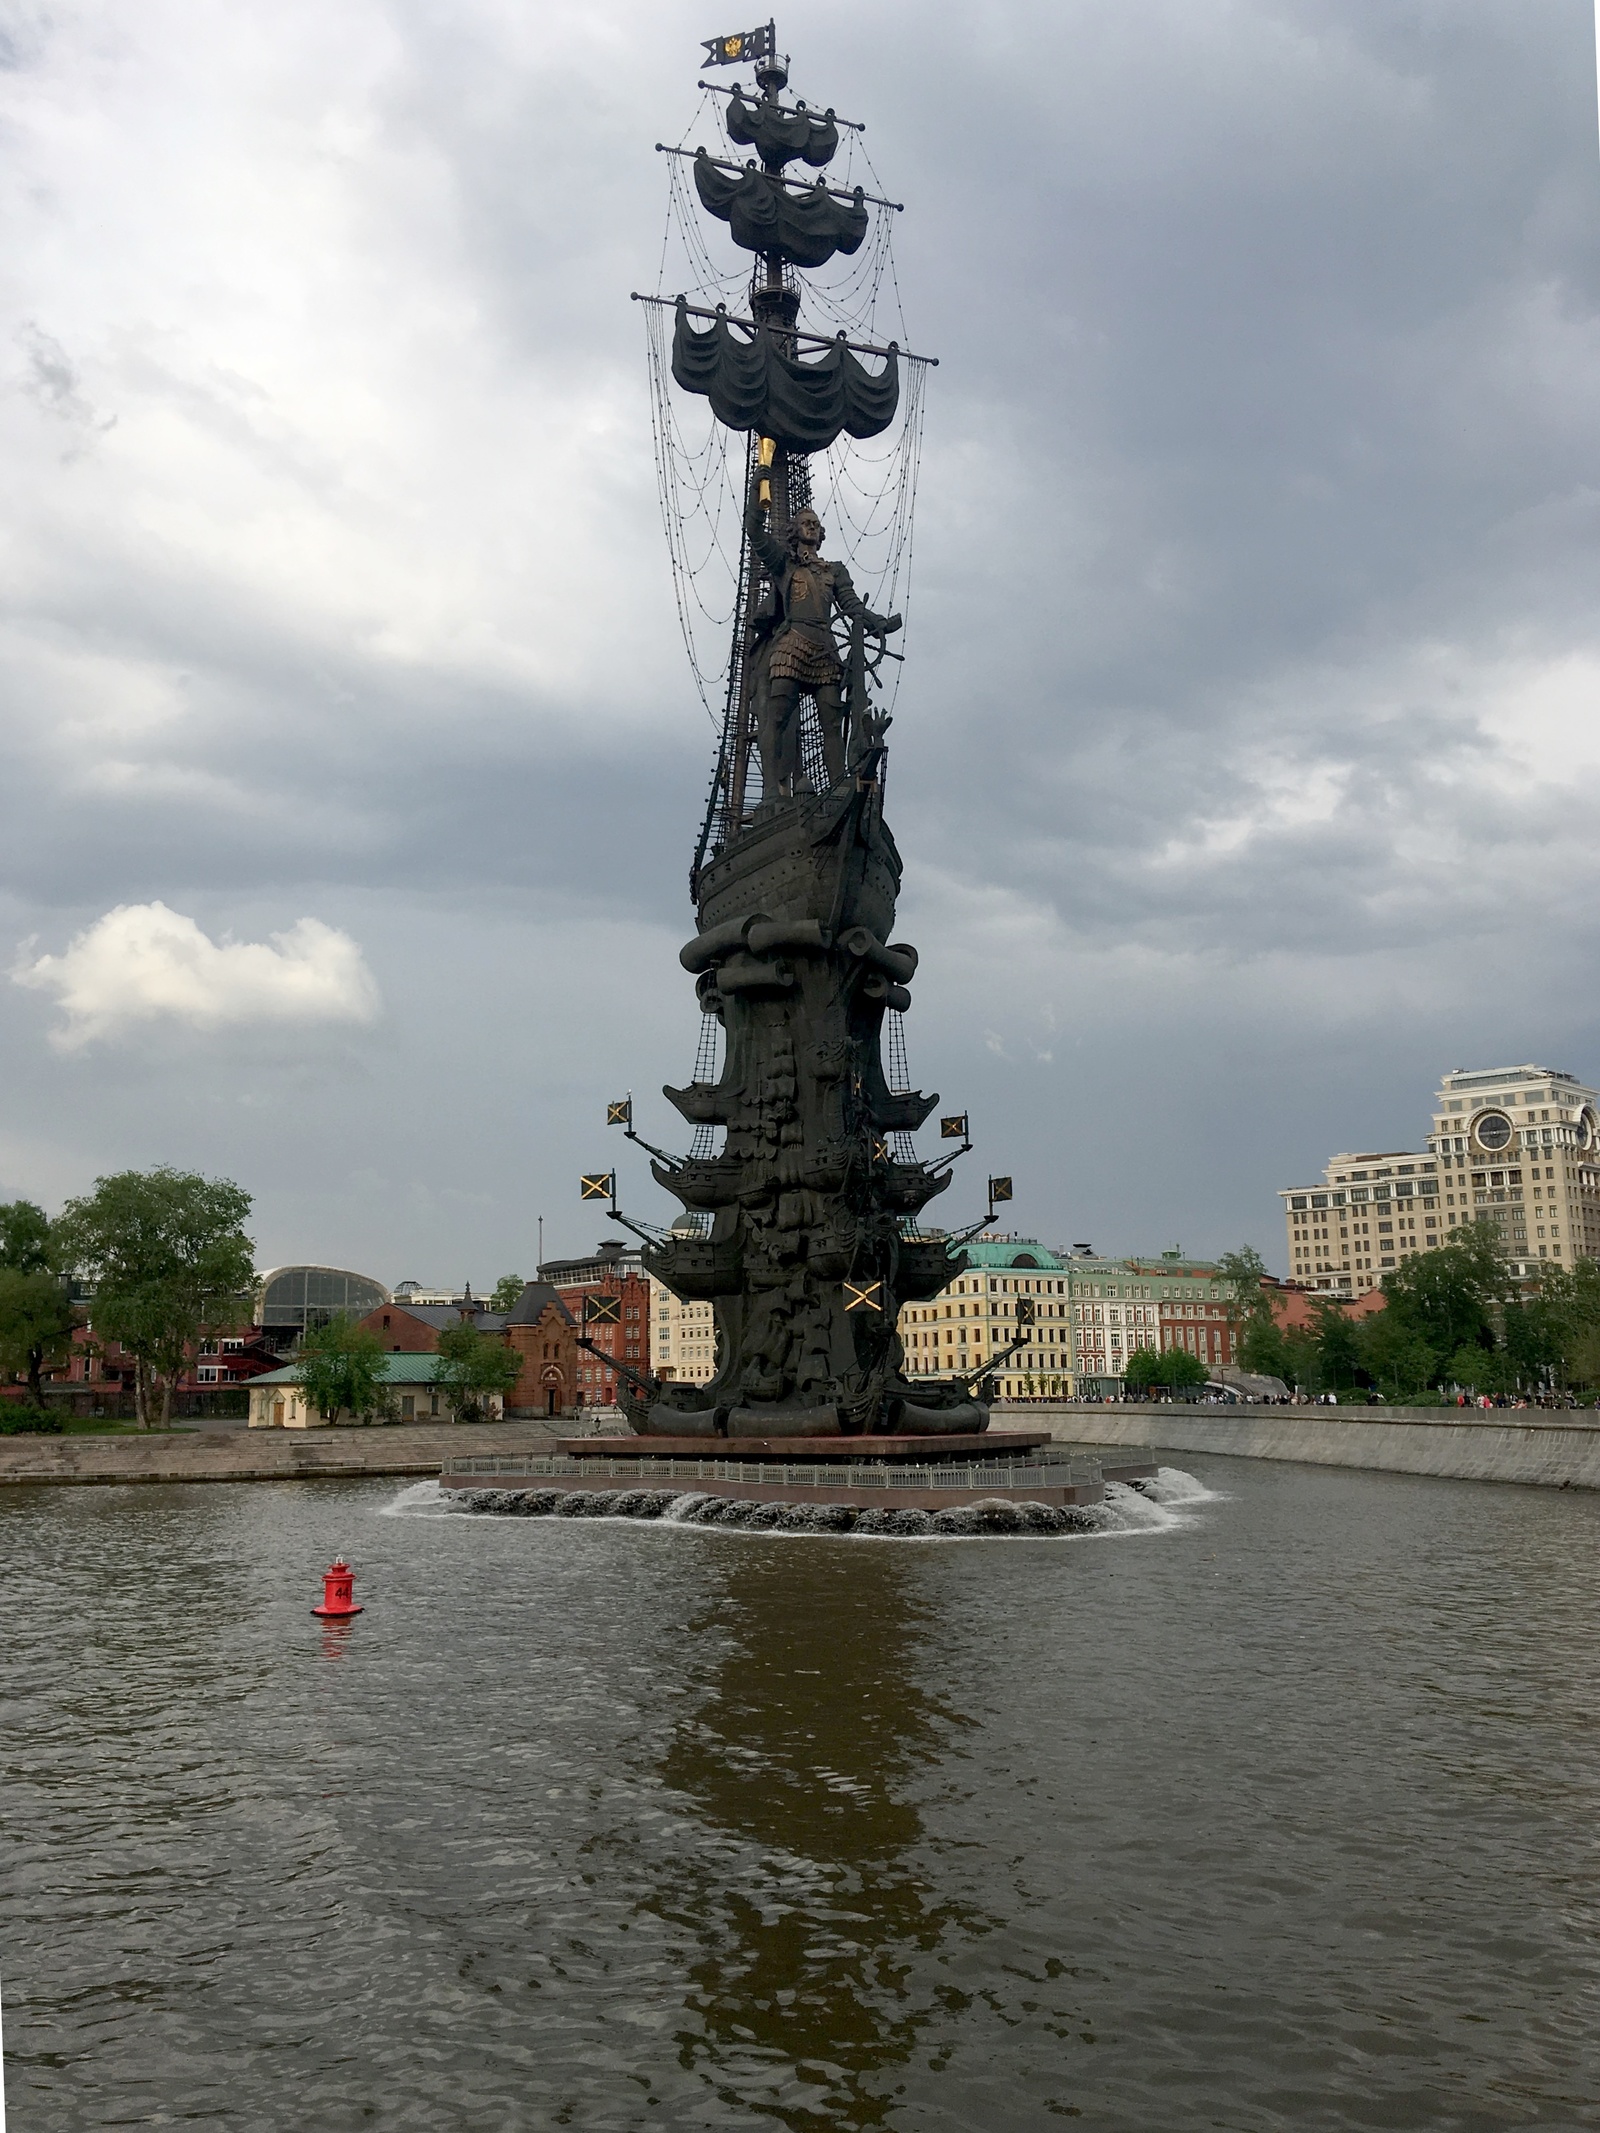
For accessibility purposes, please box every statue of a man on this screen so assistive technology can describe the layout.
[747,482,900,793]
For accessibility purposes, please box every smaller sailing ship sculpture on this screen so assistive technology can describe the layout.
[590,23,1032,1438]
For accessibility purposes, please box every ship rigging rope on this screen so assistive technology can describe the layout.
[645,90,928,763]
[646,92,931,1159]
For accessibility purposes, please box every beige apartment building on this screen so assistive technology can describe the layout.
[1282,1062,1600,1294]
[899,1239,1076,1399]
[648,1273,718,1385]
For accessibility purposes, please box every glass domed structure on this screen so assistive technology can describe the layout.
[256,1265,390,1334]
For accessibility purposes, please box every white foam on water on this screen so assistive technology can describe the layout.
[1140,1465,1226,1507]
[380,1480,456,1518]
[389,1465,1224,1543]
[657,1492,714,1523]
[1085,1469,1222,1541]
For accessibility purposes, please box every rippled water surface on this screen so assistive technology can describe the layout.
[4,1456,1599,2130]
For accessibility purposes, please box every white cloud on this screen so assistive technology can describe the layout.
[12,902,381,1049]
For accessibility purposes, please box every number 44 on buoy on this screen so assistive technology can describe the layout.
[312,1558,363,1619]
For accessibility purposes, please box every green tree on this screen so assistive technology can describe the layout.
[1502,1289,1563,1392]
[293,1313,391,1424]
[1526,1259,1600,1389]
[1273,1323,1326,1394]
[1379,1228,1509,1364]
[1123,1344,1207,1391]
[1217,1246,1274,1361]
[434,1320,520,1422]
[1357,1308,1438,1401]
[54,1169,255,1429]
[1310,1299,1365,1393]
[489,1274,525,1313]
[0,1201,78,1409]
[0,1200,53,1275]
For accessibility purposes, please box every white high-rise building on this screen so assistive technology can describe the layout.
[1281,1063,1600,1294]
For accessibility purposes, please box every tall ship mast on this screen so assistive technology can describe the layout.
[597,23,1025,1438]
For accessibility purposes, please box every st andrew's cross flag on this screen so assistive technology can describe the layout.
[701,21,774,67]
[940,1114,969,1141]
[579,1172,615,1202]
[988,1176,1014,1205]
[606,1098,631,1127]
[584,1293,622,1326]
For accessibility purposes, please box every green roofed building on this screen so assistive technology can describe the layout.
[896,1239,1236,1401]
[897,1238,1074,1401]
[247,1352,459,1429]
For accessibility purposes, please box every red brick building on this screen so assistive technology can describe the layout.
[3,1319,288,1409]
[355,1287,583,1420]
[363,1300,493,1352]
[539,1241,651,1407]
[1262,1276,1387,1334]
[501,1285,581,1419]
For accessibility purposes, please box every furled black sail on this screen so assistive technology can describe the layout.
[725,87,839,168]
[670,299,900,451]
[693,151,867,268]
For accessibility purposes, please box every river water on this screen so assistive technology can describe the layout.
[3,1456,1598,2131]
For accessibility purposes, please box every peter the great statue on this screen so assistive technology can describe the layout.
[590,22,1029,1438]
[746,489,900,792]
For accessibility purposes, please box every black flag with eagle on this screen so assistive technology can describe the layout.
[701,21,774,67]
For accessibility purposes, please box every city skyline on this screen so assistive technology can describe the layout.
[4,2,1600,1281]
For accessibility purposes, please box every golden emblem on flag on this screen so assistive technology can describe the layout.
[700,23,773,67]
[579,1173,615,1201]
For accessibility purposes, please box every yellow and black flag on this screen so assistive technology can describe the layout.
[584,1293,622,1325]
[579,1172,616,1202]
[701,21,774,67]
[940,1114,969,1141]
[606,1098,632,1127]
[844,1278,883,1313]
[988,1175,1014,1205]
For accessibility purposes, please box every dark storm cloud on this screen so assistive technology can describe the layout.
[3,0,1599,1274]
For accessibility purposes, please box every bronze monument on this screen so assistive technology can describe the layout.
[594,25,1031,1439]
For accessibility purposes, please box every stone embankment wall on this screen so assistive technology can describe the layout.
[1001,1403,1600,1490]
[0,1420,562,1488]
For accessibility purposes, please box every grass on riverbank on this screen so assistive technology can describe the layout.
[0,1412,148,1436]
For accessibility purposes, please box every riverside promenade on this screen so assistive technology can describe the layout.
[0,1419,562,1488]
[1006,1401,1600,1490]
[7,1408,1599,1491]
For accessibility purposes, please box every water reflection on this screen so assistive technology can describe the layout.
[645,1540,987,2127]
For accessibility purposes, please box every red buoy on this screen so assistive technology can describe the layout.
[312,1557,363,1618]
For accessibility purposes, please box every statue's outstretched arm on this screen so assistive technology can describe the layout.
[745,479,789,578]
[831,565,901,637]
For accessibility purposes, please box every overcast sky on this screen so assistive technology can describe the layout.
[4,0,1599,1287]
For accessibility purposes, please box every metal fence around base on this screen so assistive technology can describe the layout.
[443,1453,1104,1492]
